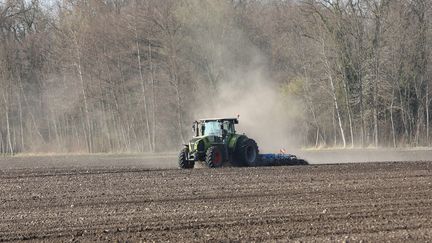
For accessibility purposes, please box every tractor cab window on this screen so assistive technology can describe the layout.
[223,121,235,134]
[203,121,221,136]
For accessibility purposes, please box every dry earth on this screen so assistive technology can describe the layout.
[0,154,431,242]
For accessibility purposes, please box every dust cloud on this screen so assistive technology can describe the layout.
[196,68,304,153]
[184,2,305,153]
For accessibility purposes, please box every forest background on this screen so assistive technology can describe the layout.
[1,0,431,154]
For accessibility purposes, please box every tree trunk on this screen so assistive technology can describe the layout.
[0,129,3,155]
[16,90,24,151]
[301,60,323,147]
[2,92,13,155]
[332,105,337,146]
[331,78,346,148]
[76,58,92,153]
[415,103,424,146]
[167,34,186,144]
[321,41,346,148]
[390,89,396,148]
[342,78,354,147]
[149,43,157,152]
[73,34,92,153]
[134,25,153,152]
[427,83,430,145]
[398,85,409,143]
[373,19,381,147]
[175,85,186,144]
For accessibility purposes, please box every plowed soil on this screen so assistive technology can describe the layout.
[0,156,431,242]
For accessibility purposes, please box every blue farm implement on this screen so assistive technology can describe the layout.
[257,153,308,166]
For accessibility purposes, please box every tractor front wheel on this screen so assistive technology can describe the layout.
[205,146,223,168]
[179,147,194,169]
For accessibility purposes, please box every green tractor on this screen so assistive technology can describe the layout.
[178,118,259,169]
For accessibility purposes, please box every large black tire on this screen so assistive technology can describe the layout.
[178,147,194,169]
[234,138,259,167]
[205,146,224,168]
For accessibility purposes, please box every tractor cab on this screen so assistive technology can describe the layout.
[192,118,238,138]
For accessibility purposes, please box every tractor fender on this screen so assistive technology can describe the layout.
[228,134,247,151]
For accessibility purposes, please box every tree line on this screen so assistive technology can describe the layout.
[0,0,431,154]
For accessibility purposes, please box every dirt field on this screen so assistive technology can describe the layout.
[0,155,432,242]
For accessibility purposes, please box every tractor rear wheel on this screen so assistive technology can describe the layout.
[234,138,259,167]
[179,147,194,169]
[205,146,223,168]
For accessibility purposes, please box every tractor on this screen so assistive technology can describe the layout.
[178,117,259,168]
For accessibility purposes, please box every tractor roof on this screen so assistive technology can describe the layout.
[199,118,239,123]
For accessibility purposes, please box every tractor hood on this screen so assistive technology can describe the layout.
[188,136,224,153]
[188,137,205,153]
